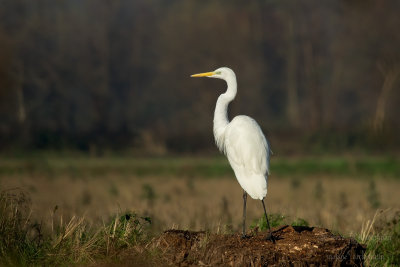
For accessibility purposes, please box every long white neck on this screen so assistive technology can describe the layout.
[213,74,237,152]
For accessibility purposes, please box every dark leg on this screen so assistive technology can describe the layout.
[242,190,247,238]
[261,198,275,243]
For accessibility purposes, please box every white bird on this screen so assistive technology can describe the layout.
[191,67,275,242]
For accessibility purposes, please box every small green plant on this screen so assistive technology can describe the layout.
[291,218,309,227]
[251,214,309,231]
[251,213,285,230]
[106,212,152,251]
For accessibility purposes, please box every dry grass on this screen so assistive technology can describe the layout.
[1,171,399,236]
[0,189,152,266]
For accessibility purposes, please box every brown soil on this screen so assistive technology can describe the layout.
[149,226,366,266]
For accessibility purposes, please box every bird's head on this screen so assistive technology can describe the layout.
[191,67,235,81]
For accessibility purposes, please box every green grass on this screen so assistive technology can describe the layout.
[250,213,309,230]
[356,211,400,266]
[364,226,400,266]
[0,189,152,266]
[0,155,399,178]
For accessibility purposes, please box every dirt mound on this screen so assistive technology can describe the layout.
[150,226,366,266]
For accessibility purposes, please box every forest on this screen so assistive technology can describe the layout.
[0,0,399,154]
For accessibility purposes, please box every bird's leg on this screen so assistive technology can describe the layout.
[261,199,276,244]
[242,190,248,238]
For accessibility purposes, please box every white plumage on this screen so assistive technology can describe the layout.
[224,115,270,200]
[191,67,275,241]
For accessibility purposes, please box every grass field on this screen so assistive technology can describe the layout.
[1,154,399,178]
[0,154,399,265]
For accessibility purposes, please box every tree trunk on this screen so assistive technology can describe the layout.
[373,64,400,132]
[303,40,322,131]
[14,61,26,125]
[286,18,300,128]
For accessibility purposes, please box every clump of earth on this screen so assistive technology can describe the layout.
[149,225,365,266]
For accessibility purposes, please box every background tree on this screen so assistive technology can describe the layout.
[0,0,399,153]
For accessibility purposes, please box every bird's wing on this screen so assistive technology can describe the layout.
[224,116,271,175]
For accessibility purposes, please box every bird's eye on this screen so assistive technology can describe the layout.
[215,71,221,75]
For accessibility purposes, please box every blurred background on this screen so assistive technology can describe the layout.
[0,0,399,154]
[0,0,400,237]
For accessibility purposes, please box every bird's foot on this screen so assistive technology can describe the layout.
[241,234,251,239]
[265,233,276,244]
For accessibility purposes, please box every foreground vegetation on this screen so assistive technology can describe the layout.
[1,188,399,266]
[0,189,152,266]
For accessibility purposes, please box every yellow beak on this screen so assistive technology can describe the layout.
[190,72,215,77]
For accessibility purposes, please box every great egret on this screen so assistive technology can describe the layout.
[191,67,275,242]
